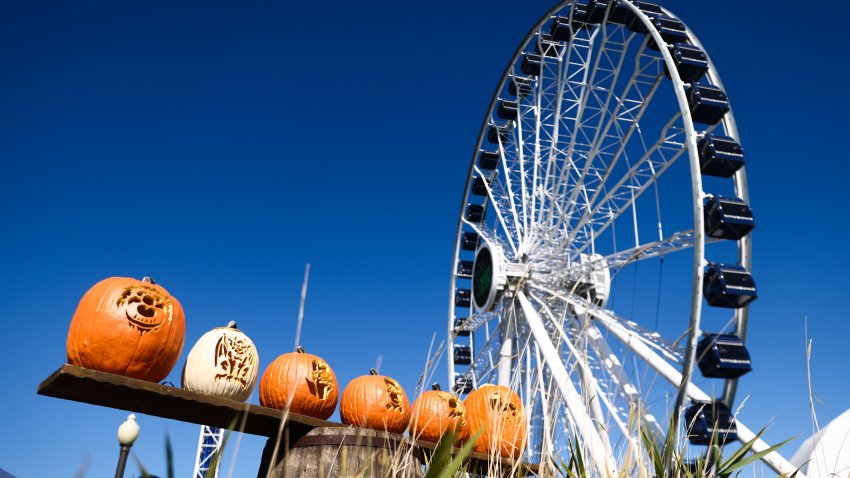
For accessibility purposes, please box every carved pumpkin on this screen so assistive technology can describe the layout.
[182,321,259,401]
[66,276,186,382]
[340,369,411,434]
[464,384,527,458]
[259,346,338,419]
[410,383,468,443]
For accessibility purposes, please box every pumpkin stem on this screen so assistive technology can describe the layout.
[142,276,156,284]
[369,368,378,375]
[296,345,306,353]
[431,383,442,391]
[227,321,238,329]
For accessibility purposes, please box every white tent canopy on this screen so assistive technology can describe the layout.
[791,408,850,478]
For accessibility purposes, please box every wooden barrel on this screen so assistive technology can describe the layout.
[280,426,425,478]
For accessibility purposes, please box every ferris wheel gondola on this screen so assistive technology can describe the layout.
[446,1,801,475]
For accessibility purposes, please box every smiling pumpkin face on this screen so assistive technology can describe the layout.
[116,283,174,334]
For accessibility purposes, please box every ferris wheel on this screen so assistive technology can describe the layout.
[446,1,801,475]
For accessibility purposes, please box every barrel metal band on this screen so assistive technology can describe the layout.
[292,433,425,462]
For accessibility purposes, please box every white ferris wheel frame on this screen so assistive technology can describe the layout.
[445,1,798,476]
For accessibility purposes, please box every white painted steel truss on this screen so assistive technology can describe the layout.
[447,1,800,476]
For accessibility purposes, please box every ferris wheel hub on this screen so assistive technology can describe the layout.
[566,253,611,309]
[472,241,529,312]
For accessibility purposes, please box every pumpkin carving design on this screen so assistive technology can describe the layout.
[340,369,411,434]
[182,321,259,401]
[259,346,339,419]
[66,276,186,382]
[464,384,527,458]
[410,383,468,443]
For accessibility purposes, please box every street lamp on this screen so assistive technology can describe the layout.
[115,414,140,478]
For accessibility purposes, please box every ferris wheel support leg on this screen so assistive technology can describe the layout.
[499,312,513,388]
[586,303,805,478]
[517,292,617,475]
[499,335,513,388]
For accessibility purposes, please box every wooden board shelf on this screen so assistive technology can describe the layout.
[37,364,338,438]
[38,365,539,476]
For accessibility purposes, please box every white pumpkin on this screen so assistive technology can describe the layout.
[182,321,259,401]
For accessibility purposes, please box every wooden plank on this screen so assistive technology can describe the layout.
[38,365,540,476]
[37,364,341,438]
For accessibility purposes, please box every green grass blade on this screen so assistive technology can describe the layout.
[165,432,174,478]
[718,435,796,477]
[718,428,762,469]
[439,427,485,478]
[423,429,462,478]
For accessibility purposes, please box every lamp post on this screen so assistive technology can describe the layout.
[115,414,140,478]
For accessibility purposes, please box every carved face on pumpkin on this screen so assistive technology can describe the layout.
[489,392,521,422]
[442,392,468,428]
[116,284,173,334]
[213,333,257,389]
[384,377,406,412]
[307,359,334,401]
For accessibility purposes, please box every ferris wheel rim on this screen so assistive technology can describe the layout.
[445,0,779,474]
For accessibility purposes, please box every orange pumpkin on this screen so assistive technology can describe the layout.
[66,276,186,382]
[259,346,338,419]
[464,384,527,458]
[340,369,411,434]
[410,383,468,443]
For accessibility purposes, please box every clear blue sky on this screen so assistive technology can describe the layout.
[2,1,848,476]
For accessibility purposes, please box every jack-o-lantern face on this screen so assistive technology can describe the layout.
[307,359,335,401]
[213,333,257,388]
[116,284,173,334]
[385,377,405,412]
[488,393,521,422]
[444,393,467,426]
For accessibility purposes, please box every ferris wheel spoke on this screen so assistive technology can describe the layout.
[493,138,527,254]
[462,212,518,259]
[540,34,596,234]
[532,27,588,244]
[547,27,631,234]
[570,118,720,259]
[530,30,634,258]
[474,164,521,257]
[566,116,692,259]
[515,98,532,248]
[594,229,721,274]
[526,282,683,364]
[554,40,662,242]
